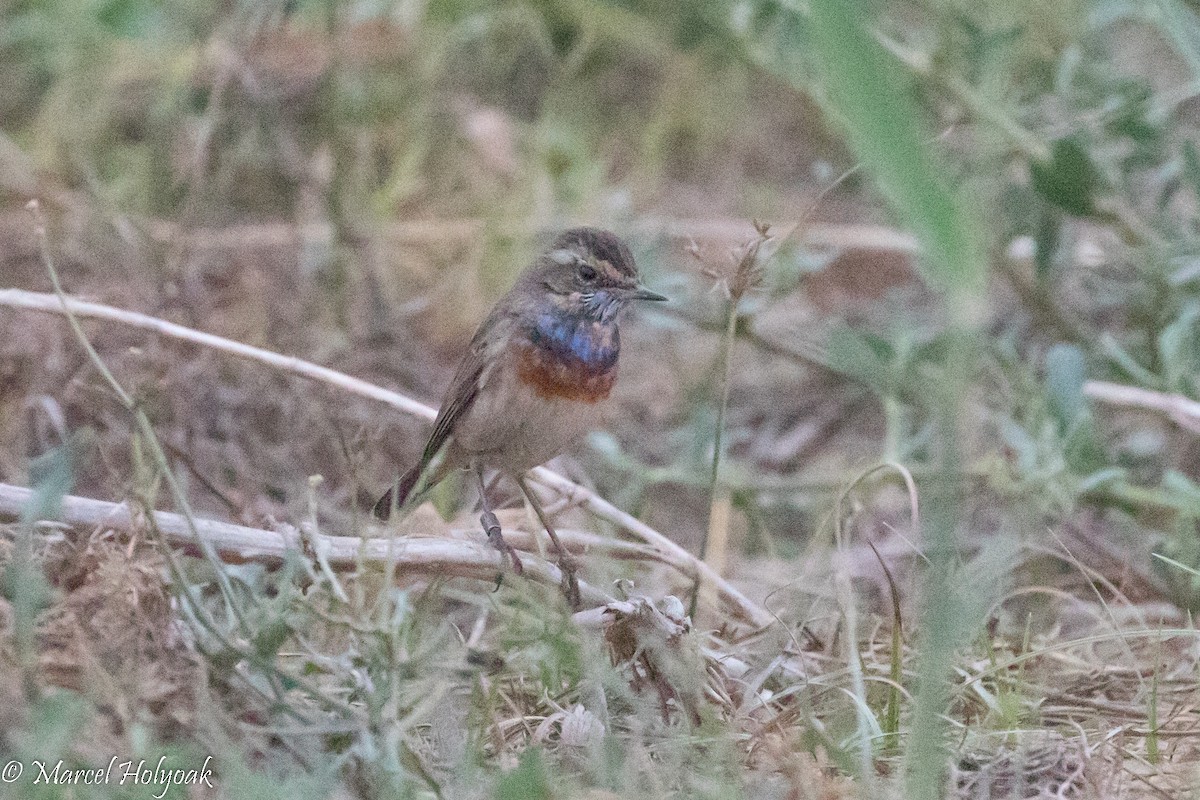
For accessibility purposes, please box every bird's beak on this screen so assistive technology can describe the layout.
[629,286,668,302]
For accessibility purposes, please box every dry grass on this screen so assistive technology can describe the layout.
[3,178,1198,799]
[2,492,1198,797]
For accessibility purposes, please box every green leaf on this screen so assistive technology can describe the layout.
[826,326,893,393]
[23,692,95,756]
[804,5,989,797]
[911,331,955,367]
[1182,141,1200,202]
[24,439,79,523]
[1030,137,1102,217]
[1044,343,1087,429]
[1158,300,1200,392]
[1163,469,1200,506]
[253,618,295,661]
[949,537,1021,641]
[97,0,168,39]
[496,747,552,800]
[1,560,54,616]
[1033,204,1061,284]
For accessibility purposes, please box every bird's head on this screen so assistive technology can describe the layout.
[530,227,667,321]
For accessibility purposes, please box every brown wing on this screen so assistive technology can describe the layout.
[370,342,487,519]
[415,310,512,471]
[374,307,516,519]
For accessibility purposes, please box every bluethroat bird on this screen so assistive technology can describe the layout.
[373,227,666,604]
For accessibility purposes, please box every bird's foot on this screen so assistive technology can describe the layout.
[557,552,581,610]
[481,510,524,576]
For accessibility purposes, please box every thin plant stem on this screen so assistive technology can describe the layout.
[699,298,740,571]
[26,203,368,717]
[29,202,254,639]
[691,226,769,617]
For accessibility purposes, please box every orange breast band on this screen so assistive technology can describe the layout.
[515,343,617,402]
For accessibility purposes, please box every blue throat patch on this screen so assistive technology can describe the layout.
[529,311,620,372]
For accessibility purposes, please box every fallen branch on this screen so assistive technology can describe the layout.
[0,482,613,607]
[0,288,773,627]
[0,288,433,421]
[1084,380,1200,434]
[133,216,919,255]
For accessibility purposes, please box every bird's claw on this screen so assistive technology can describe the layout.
[480,510,580,606]
[481,511,524,576]
[559,555,581,609]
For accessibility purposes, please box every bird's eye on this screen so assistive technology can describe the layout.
[578,264,598,282]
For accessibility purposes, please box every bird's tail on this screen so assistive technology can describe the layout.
[372,465,421,520]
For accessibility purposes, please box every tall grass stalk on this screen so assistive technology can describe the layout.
[702,287,739,582]
[833,474,880,787]
[28,203,360,718]
[695,226,768,612]
[808,1,987,795]
[31,230,343,727]
[31,201,254,642]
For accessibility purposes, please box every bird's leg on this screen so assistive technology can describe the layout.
[516,474,580,609]
[476,463,523,575]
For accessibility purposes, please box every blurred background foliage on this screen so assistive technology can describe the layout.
[4,0,1200,796]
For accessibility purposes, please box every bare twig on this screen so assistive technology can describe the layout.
[0,288,433,420]
[522,468,771,626]
[1084,380,1200,434]
[0,288,773,627]
[0,482,613,608]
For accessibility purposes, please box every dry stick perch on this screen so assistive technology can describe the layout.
[0,482,613,608]
[0,288,773,627]
[1084,380,1200,434]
